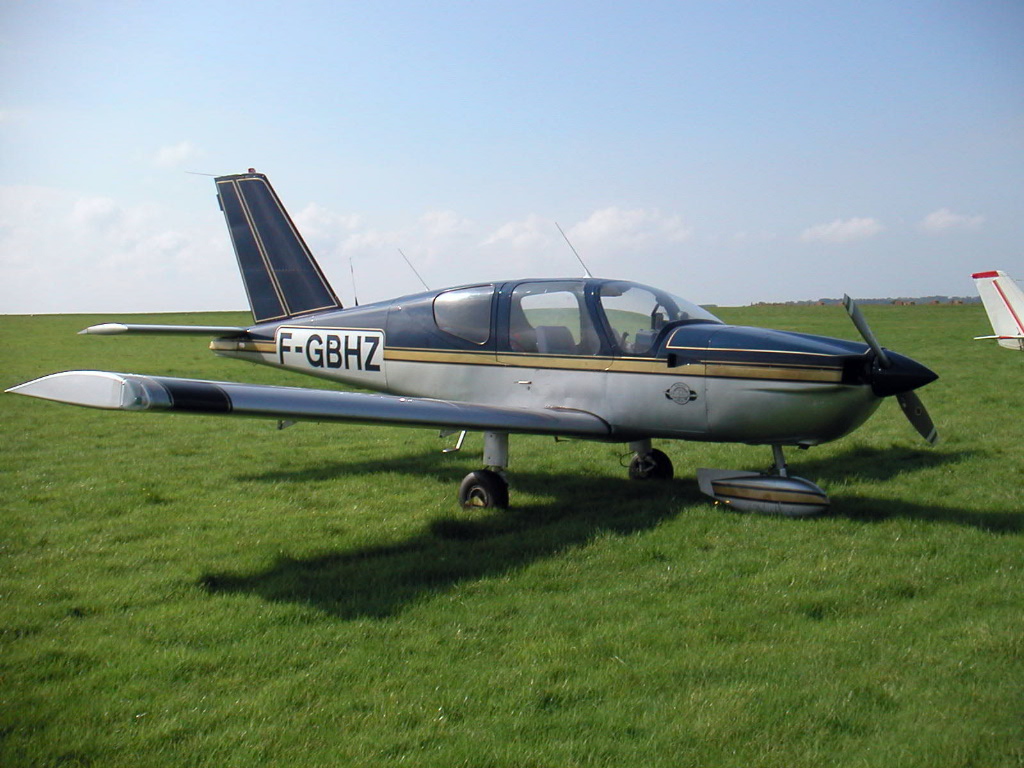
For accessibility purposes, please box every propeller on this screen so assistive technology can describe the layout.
[843,295,938,445]
[897,390,938,446]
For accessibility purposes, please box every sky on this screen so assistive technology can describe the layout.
[2,0,1022,313]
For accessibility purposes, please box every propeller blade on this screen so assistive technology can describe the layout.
[843,294,938,444]
[897,390,939,445]
[842,294,891,368]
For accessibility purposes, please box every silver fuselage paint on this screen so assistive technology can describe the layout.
[211,327,880,445]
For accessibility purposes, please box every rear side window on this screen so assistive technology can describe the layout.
[433,285,494,344]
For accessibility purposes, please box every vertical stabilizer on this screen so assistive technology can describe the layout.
[972,270,1024,351]
[216,172,342,323]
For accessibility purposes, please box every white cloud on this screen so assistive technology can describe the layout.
[418,210,473,239]
[482,214,552,250]
[919,208,985,233]
[152,141,200,168]
[0,184,240,313]
[294,202,363,242]
[799,217,884,244]
[568,207,693,250]
[0,188,762,313]
[69,196,120,229]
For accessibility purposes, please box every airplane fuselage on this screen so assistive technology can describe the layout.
[209,278,899,447]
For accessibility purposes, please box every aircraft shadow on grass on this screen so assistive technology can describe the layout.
[201,445,1018,620]
[787,445,1021,533]
[201,471,693,620]
[235,441,955,486]
[238,442,1016,534]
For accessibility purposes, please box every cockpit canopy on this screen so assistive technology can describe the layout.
[597,280,721,355]
[431,278,721,357]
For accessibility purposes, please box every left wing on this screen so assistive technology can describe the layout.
[7,371,612,438]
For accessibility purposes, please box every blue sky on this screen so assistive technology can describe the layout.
[2,0,1022,312]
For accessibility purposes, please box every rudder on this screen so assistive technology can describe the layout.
[216,171,342,323]
[973,270,1024,350]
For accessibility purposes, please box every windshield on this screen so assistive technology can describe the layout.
[597,281,721,355]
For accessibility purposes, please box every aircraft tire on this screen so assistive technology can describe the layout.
[629,448,674,481]
[458,469,510,509]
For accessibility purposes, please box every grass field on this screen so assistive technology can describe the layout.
[2,304,1021,767]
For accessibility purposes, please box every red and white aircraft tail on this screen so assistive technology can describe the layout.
[973,270,1024,351]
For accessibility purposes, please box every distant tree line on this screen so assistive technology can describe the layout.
[748,296,981,307]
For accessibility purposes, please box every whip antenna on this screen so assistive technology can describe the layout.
[556,222,593,278]
[398,248,431,291]
[349,257,359,306]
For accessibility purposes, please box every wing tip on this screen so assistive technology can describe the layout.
[7,371,134,409]
[80,323,129,335]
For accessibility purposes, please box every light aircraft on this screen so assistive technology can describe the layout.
[8,171,939,516]
[972,270,1024,351]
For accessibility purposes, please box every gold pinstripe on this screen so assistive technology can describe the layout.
[210,340,846,384]
[711,481,827,505]
[667,341,862,360]
[704,363,842,383]
[383,347,845,383]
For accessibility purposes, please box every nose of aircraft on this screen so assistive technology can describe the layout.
[697,324,938,400]
[864,349,938,398]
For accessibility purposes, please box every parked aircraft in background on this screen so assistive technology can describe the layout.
[972,270,1024,351]
[8,171,939,516]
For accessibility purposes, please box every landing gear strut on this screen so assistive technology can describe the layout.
[771,444,788,477]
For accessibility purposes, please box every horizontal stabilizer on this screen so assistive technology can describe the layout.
[80,323,251,336]
[7,371,613,438]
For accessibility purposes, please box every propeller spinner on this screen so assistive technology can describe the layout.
[842,295,939,444]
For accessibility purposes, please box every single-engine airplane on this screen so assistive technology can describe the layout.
[8,171,939,516]
[972,270,1024,351]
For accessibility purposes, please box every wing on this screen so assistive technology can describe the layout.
[79,323,251,336]
[7,371,612,438]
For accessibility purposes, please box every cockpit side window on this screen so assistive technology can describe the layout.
[509,282,600,355]
[433,285,494,344]
[598,281,721,355]
[599,284,666,355]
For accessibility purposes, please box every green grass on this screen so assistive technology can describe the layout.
[2,305,1022,767]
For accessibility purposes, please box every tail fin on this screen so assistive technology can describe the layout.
[972,270,1024,351]
[216,171,342,323]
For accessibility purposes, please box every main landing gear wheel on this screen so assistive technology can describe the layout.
[458,469,509,509]
[629,448,674,481]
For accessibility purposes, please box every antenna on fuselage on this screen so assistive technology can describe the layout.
[556,222,593,278]
[349,257,359,306]
[398,248,431,291]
